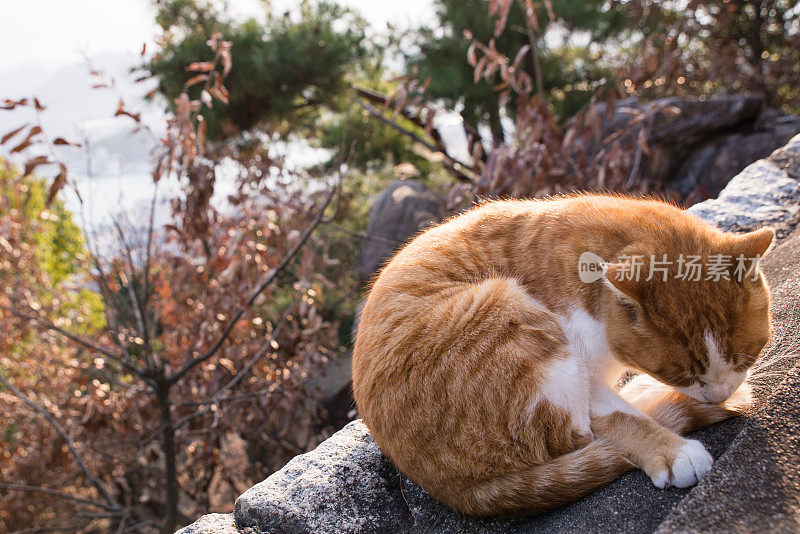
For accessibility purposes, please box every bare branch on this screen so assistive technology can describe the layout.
[0,374,122,511]
[121,519,160,533]
[87,250,146,376]
[0,305,147,381]
[167,177,340,385]
[70,187,142,373]
[111,217,155,369]
[0,484,120,512]
[172,293,302,433]
[10,519,95,534]
[516,0,546,97]
[357,98,476,183]
[140,183,159,338]
[212,295,300,397]
[353,85,452,154]
[324,221,403,247]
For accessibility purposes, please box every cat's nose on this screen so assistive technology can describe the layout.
[702,385,731,404]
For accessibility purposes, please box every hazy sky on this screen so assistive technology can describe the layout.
[0,0,436,70]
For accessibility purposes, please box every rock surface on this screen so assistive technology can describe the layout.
[597,94,763,188]
[595,95,800,201]
[179,135,800,534]
[356,179,447,282]
[674,111,800,200]
[177,514,241,534]
[687,133,800,238]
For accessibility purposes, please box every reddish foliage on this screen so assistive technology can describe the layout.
[1,32,345,533]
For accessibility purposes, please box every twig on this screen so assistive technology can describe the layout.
[0,375,122,511]
[111,217,155,369]
[324,221,403,247]
[122,519,160,533]
[625,113,655,189]
[181,296,299,407]
[0,305,147,381]
[72,194,141,374]
[0,484,119,512]
[516,0,546,97]
[356,98,476,183]
[167,177,340,385]
[10,519,95,534]
[169,293,301,434]
[353,86,452,155]
[211,295,300,397]
[140,182,159,343]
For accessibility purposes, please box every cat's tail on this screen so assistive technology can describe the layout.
[450,438,634,517]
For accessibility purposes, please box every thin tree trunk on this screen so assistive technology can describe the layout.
[517,0,546,98]
[488,103,505,148]
[460,107,485,169]
[157,383,179,533]
[748,0,770,105]
[749,0,763,67]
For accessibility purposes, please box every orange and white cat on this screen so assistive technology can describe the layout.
[352,194,773,516]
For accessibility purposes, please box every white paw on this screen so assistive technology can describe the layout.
[670,439,713,488]
[651,469,670,489]
[646,439,713,489]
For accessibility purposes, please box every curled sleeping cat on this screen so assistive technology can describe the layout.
[352,194,772,516]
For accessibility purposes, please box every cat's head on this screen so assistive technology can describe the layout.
[601,227,774,404]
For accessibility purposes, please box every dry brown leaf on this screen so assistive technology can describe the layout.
[221,48,233,77]
[1,98,28,109]
[114,100,142,123]
[186,61,215,73]
[1,124,28,145]
[186,74,209,89]
[53,137,82,147]
[10,126,42,153]
[637,128,651,156]
[23,156,51,177]
[46,164,67,206]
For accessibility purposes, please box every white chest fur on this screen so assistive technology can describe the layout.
[526,308,625,434]
[557,308,625,386]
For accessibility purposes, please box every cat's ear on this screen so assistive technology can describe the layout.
[731,227,775,259]
[603,262,643,306]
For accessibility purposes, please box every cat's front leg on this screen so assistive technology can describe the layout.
[589,383,713,488]
[620,373,752,435]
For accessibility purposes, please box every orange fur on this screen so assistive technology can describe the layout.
[352,195,772,516]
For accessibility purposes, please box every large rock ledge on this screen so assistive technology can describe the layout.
[179,134,800,534]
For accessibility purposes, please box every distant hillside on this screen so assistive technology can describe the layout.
[0,52,163,176]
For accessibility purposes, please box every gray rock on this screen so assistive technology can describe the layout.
[687,133,800,238]
[594,95,764,186]
[357,179,446,282]
[226,418,708,534]
[597,95,763,149]
[175,513,242,534]
[646,95,763,147]
[595,96,800,200]
[234,420,415,534]
[673,112,800,201]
